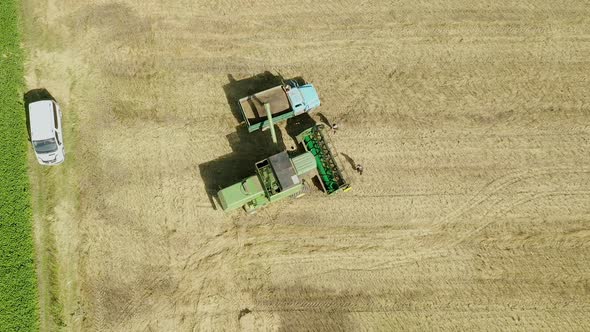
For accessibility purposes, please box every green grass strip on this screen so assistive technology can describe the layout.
[0,0,40,330]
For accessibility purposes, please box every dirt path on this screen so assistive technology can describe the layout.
[22,0,590,330]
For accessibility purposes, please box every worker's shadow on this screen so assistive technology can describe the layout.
[340,153,356,169]
[198,125,286,209]
[23,88,56,141]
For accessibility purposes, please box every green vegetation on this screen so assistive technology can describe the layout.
[0,0,40,330]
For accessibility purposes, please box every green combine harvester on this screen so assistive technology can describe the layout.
[217,103,350,214]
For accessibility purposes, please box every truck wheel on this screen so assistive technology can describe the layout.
[244,202,258,214]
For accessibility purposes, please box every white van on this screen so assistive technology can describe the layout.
[28,100,65,165]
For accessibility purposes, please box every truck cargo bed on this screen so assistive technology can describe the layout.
[239,86,291,127]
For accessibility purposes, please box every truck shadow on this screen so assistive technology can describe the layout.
[23,88,56,141]
[198,125,286,209]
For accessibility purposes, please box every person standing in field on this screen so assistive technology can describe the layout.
[331,123,339,134]
[355,164,363,175]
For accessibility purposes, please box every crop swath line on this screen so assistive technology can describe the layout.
[0,0,39,330]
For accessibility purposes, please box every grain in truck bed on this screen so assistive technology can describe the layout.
[238,85,291,125]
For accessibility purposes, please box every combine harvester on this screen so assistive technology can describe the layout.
[217,150,317,213]
[239,80,320,132]
[217,96,349,214]
[218,104,317,213]
[216,140,349,214]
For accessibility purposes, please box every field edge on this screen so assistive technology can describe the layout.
[0,0,40,330]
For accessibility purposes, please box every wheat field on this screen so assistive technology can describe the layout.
[23,0,590,330]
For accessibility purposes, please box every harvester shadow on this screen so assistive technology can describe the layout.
[23,88,56,141]
[285,113,317,148]
[198,125,286,209]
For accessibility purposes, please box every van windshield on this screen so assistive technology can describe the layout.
[33,138,58,153]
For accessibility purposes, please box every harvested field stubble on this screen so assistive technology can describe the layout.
[21,0,590,330]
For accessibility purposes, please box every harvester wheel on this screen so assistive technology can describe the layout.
[303,180,311,193]
[293,180,310,199]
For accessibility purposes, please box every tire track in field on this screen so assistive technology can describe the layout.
[364,167,590,272]
[446,189,590,248]
[290,166,590,278]
[431,166,590,227]
[359,166,590,271]
[104,229,237,330]
[428,166,590,248]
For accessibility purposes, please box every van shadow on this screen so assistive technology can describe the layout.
[23,88,56,141]
[198,125,286,209]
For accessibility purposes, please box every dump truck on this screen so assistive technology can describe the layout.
[239,81,320,132]
[217,151,317,213]
[296,124,350,194]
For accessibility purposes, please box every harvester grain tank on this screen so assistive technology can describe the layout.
[239,81,320,132]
